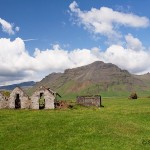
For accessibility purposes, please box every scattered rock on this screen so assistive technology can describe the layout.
[129,92,138,99]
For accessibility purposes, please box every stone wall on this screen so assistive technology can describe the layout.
[0,92,8,109]
[8,87,30,109]
[30,87,55,109]
[0,86,56,110]
[76,95,101,107]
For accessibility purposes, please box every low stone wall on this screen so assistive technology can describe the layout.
[0,93,8,109]
[76,95,101,107]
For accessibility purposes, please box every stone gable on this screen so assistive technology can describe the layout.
[8,87,30,109]
[30,86,55,109]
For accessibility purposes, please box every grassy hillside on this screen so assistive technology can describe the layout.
[56,82,150,100]
[0,98,150,150]
[28,61,150,99]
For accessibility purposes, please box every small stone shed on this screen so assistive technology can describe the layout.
[8,87,30,109]
[30,86,59,109]
[76,95,102,107]
[0,91,8,109]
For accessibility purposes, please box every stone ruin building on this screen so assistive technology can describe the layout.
[30,86,59,109]
[0,91,8,109]
[76,95,102,107]
[0,86,60,110]
[8,87,30,109]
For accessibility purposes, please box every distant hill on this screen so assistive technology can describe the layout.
[0,81,35,90]
[29,61,150,98]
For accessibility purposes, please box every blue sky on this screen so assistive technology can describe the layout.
[0,0,150,85]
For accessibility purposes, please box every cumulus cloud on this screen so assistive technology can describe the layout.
[125,33,144,51]
[33,44,99,72]
[103,45,150,74]
[0,35,150,85]
[0,38,35,84]
[0,18,19,35]
[0,38,99,85]
[69,1,150,40]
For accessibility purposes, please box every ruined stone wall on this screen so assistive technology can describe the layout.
[31,89,55,109]
[44,90,55,109]
[0,93,8,109]
[1,86,56,110]
[30,92,39,109]
[8,87,30,109]
[76,95,101,107]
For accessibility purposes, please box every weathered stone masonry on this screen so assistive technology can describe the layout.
[30,86,55,109]
[8,87,30,109]
[0,86,58,109]
[0,92,8,109]
[76,95,102,107]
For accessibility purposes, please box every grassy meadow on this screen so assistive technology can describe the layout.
[0,97,150,150]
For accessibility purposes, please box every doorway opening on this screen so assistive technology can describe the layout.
[15,94,21,109]
[39,93,45,109]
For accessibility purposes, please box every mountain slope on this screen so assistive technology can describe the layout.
[0,81,35,90]
[29,61,150,98]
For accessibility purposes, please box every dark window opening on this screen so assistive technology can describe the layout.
[15,94,21,109]
[39,93,45,109]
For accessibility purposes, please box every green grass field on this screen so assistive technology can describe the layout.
[0,98,150,150]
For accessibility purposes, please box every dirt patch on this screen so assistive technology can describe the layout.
[54,101,73,109]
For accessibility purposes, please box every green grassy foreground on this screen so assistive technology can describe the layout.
[0,98,150,150]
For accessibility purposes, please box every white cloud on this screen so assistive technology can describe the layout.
[23,39,38,42]
[0,18,19,35]
[0,35,150,85]
[0,38,99,85]
[15,26,20,32]
[103,45,150,74]
[125,33,144,51]
[0,38,35,83]
[33,44,99,72]
[69,1,150,40]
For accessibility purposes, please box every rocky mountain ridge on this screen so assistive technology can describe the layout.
[29,61,150,97]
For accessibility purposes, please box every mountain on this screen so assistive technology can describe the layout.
[29,61,150,98]
[0,81,35,90]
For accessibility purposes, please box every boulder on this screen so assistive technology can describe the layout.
[129,92,138,99]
